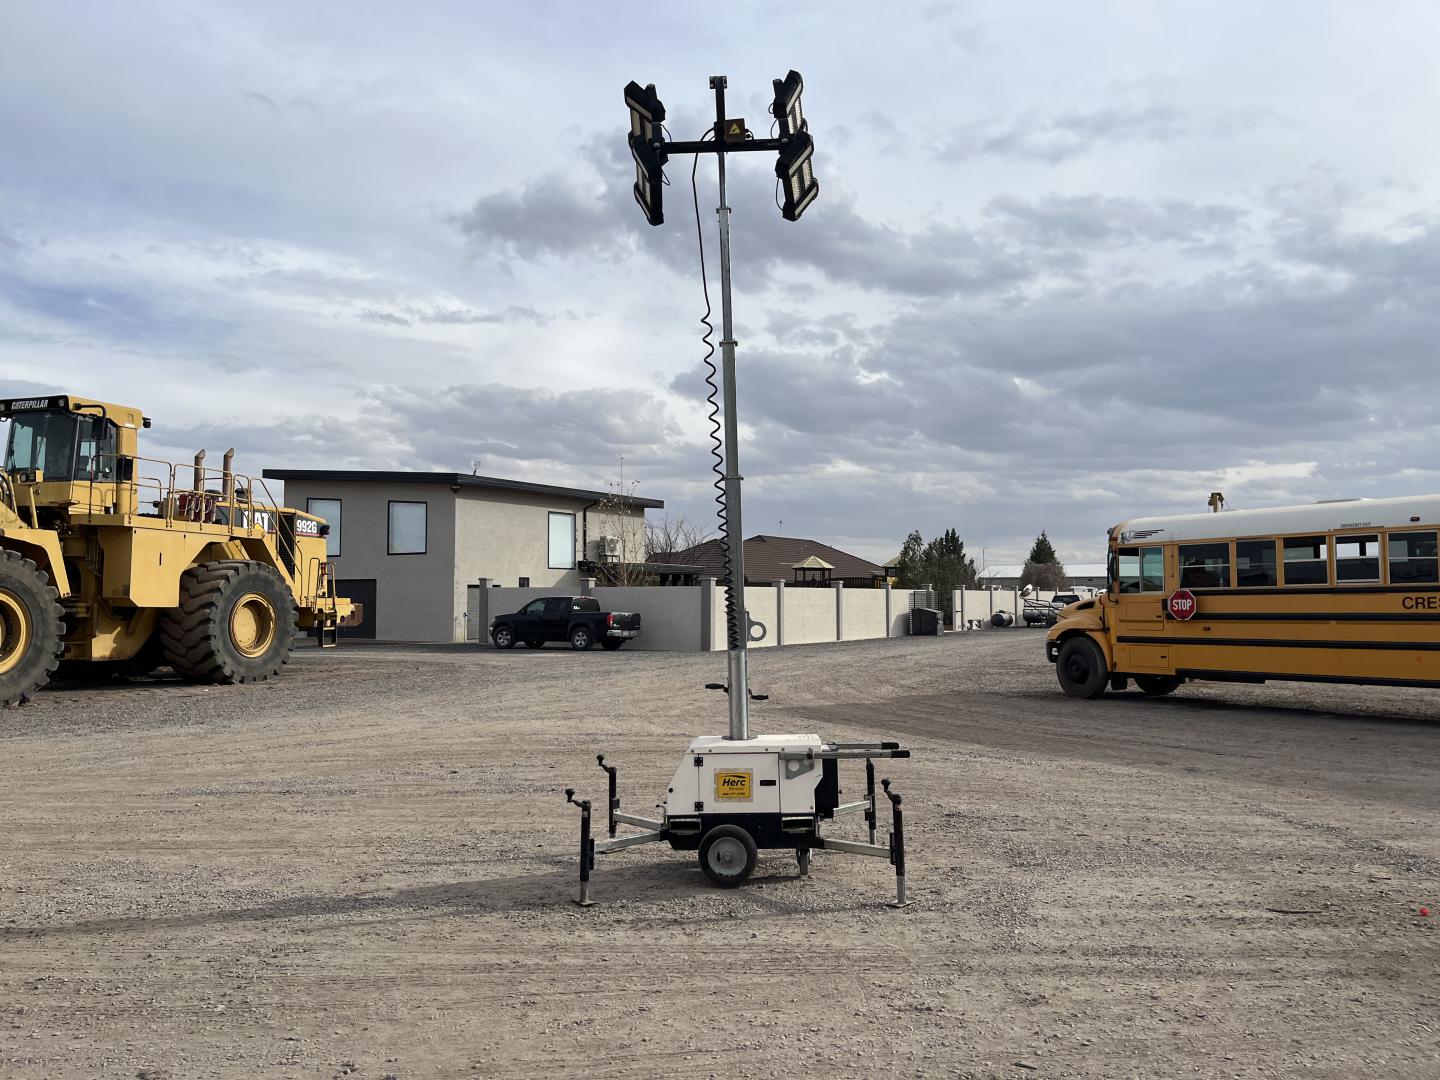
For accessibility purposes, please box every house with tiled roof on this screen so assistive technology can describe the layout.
[668,535,887,587]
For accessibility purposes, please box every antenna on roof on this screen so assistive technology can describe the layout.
[471,460,480,475]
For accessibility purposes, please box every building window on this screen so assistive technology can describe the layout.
[1179,542,1231,589]
[1235,539,1278,587]
[388,501,427,555]
[1389,531,1439,584]
[307,498,342,558]
[1335,534,1380,583]
[548,512,576,569]
[1282,536,1328,585]
[518,577,530,588]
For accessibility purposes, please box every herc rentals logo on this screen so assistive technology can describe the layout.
[714,770,753,801]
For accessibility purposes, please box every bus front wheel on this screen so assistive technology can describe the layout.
[1056,636,1108,699]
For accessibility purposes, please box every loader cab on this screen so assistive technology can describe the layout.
[1,395,145,516]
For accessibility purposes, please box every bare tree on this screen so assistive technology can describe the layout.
[646,515,714,561]
[589,484,649,585]
[1019,558,1068,592]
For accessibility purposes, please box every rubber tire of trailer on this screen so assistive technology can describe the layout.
[1056,635,1108,699]
[699,824,758,888]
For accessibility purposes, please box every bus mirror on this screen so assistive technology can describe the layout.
[1107,554,1118,594]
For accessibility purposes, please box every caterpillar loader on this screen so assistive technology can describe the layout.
[0,393,357,705]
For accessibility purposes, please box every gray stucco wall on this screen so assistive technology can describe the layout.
[282,478,457,642]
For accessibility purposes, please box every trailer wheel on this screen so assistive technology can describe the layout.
[699,824,758,888]
[0,550,64,707]
[1136,674,1183,697]
[1056,636,1108,699]
[160,561,296,684]
[569,625,594,651]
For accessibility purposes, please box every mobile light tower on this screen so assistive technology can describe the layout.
[565,73,913,906]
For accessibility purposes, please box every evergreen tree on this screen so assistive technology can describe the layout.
[894,528,978,616]
[1028,531,1059,565]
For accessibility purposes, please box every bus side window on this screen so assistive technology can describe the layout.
[1236,540,1278,587]
[1179,542,1230,588]
[1116,547,1141,593]
[1389,531,1438,584]
[1335,534,1380,583]
[1139,547,1164,592]
[1282,536,1329,585]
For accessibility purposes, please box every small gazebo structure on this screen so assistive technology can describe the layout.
[792,554,835,586]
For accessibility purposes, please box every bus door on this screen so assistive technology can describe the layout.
[1113,545,1171,672]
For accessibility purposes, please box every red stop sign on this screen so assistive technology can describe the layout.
[1167,589,1198,621]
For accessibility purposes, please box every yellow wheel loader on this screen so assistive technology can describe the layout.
[0,393,357,705]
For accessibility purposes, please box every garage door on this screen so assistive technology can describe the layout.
[335,578,377,639]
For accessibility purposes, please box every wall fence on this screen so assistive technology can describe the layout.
[468,577,1069,650]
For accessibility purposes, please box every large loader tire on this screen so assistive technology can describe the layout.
[160,561,296,684]
[0,550,64,707]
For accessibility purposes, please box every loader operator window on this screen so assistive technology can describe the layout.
[75,415,117,481]
[5,410,119,482]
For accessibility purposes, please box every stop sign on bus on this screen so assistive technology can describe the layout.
[1167,589,1198,621]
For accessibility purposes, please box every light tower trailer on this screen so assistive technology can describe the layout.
[565,71,915,906]
[566,738,912,905]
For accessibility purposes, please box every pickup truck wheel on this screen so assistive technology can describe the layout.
[569,625,594,651]
[523,639,544,649]
[491,625,515,650]
[600,639,623,651]
[1056,636,1108,699]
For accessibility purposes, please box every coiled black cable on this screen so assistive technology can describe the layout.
[690,131,740,650]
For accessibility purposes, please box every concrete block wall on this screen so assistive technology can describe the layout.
[783,587,837,645]
[743,585,779,648]
[841,589,885,641]
[592,585,704,651]
[476,580,927,651]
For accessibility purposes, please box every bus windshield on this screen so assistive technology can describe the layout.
[4,410,117,481]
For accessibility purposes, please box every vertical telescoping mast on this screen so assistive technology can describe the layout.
[624,71,819,742]
[710,75,750,741]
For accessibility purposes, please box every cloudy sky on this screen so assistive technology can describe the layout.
[2,2,1438,565]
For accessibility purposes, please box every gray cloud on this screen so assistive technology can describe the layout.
[937,104,1193,164]
[4,2,1436,568]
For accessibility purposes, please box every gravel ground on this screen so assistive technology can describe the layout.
[1,631,1437,1079]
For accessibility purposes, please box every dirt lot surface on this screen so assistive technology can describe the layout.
[2,632,1438,1079]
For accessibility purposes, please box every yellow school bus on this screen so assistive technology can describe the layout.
[1045,495,1440,698]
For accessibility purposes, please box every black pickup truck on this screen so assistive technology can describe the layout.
[488,595,642,651]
